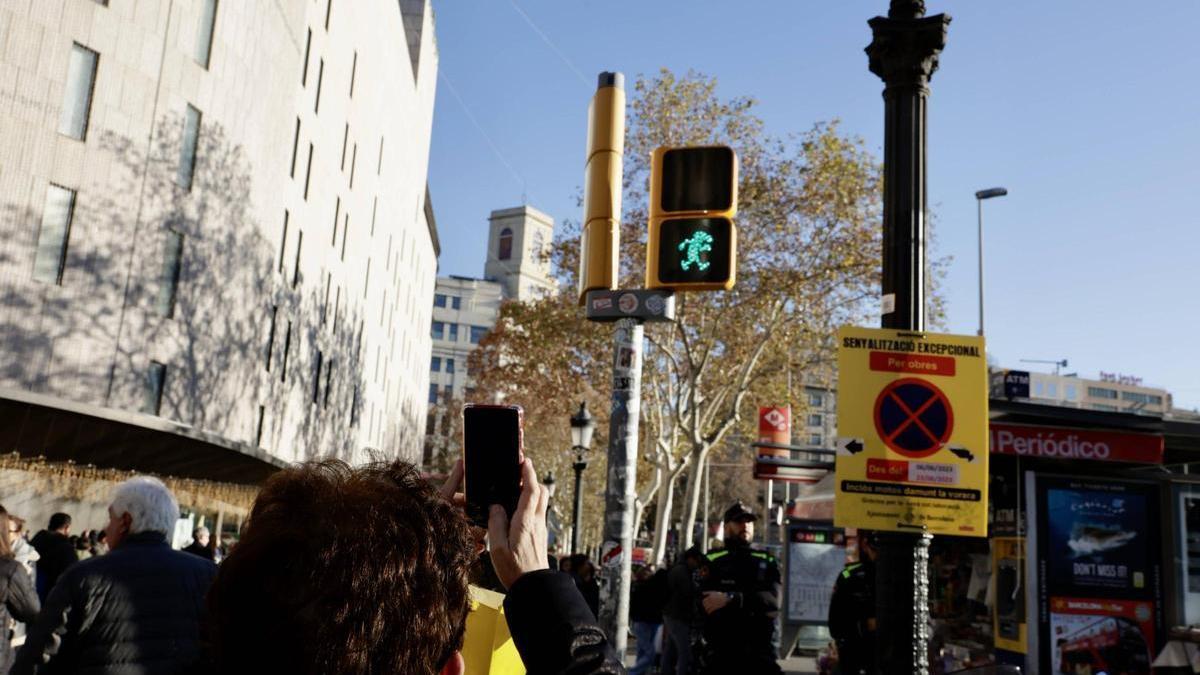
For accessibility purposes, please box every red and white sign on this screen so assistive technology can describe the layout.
[989,423,1163,464]
[758,406,791,451]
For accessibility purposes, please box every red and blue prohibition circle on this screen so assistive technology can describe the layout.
[872,378,954,459]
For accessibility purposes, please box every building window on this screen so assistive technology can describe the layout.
[448,324,459,342]
[370,197,378,235]
[1046,382,1058,398]
[349,143,357,188]
[156,230,184,317]
[377,137,384,175]
[304,143,314,200]
[431,321,444,340]
[324,0,333,30]
[312,350,323,404]
[428,384,438,404]
[323,359,334,408]
[292,230,303,288]
[443,385,452,402]
[194,0,218,68]
[452,296,462,310]
[808,392,823,407]
[278,211,289,275]
[33,184,76,285]
[434,294,447,308]
[341,213,349,260]
[809,433,823,447]
[431,356,441,372]
[302,28,312,85]
[808,413,822,427]
[1091,403,1118,412]
[469,326,487,344]
[1065,384,1077,401]
[341,123,349,170]
[349,51,357,98]
[255,405,266,447]
[280,320,292,382]
[331,197,340,245]
[426,415,436,435]
[289,117,301,178]
[1034,380,1044,397]
[363,258,371,298]
[1088,386,1118,400]
[445,358,455,374]
[59,44,99,140]
[321,272,331,324]
[314,58,324,113]
[143,361,167,415]
[178,104,201,189]
[498,227,513,260]
[264,305,277,371]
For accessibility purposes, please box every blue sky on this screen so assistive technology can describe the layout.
[426,1,1200,410]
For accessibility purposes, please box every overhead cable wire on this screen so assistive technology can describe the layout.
[507,0,591,91]
[438,70,531,202]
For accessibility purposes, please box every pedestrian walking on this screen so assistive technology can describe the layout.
[572,554,601,619]
[827,531,878,675]
[662,546,703,675]
[0,506,40,673]
[13,477,217,674]
[696,501,783,675]
[629,564,668,675]
[29,512,75,602]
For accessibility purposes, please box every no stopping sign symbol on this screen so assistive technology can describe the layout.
[873,378,954,458]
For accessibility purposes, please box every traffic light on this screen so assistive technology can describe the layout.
[577,72,625,305]
[645,146,738,291]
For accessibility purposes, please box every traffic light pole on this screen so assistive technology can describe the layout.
[866,2,950,674]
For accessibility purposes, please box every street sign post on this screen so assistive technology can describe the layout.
[834,326,989,537]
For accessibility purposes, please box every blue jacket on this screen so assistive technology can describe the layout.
[13,531,217,675]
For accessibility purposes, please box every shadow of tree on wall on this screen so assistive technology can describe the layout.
[0,114,367,465]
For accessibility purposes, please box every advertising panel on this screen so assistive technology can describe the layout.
[1034,475,1163,675]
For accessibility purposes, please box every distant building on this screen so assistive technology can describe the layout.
[0,0,441,472]
[424,205,557,465]
[991,369,1173,417]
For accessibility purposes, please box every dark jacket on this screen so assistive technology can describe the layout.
[181,541,215,561]
[630,569,668,624]
[663,560,697,622]
[697,540,782,674]
[0,557,40,672]
[504,570,625,674]
[29,531,76,601]
[13,531,217,675]
[827,558,876,675]
[574,574,601,619]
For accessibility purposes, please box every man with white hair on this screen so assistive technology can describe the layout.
[13,476,217,674]
[183,525,215,561]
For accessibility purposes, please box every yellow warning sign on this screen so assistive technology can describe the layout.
[834,326,989,537]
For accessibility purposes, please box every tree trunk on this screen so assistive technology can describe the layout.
[679,444,707,550]
[651,469,677,566]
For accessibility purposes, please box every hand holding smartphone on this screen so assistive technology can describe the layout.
[462,404,524,528]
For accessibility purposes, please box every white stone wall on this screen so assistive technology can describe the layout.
[0,0,439,465]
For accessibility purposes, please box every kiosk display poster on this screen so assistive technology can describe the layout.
[784,523,846,625]
[1035,475,1163,675]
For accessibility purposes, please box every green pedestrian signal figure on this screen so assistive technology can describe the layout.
[678,230,714,272]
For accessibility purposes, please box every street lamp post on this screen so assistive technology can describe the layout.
[974,187,1007,336]
[569,402,595,555]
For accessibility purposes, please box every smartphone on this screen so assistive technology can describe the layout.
[462,404,523,528]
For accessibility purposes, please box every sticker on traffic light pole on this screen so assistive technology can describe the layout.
[834,326,989,537]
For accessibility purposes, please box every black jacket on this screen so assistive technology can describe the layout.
[0,557,40,672]
[697,540,782,674]
[29,531,76,601]
[13,531,217,675]
[630,569,668,624]
[181,541,215,561]
[663,561,697,622]
[504,570,625,674]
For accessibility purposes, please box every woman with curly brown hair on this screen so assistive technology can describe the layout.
[0,506,40,672]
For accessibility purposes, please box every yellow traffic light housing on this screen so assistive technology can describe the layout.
[646,146,738,291]
[577,73,625,305]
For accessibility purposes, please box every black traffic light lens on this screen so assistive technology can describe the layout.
[657,217,732,284]
[659,147,734,212]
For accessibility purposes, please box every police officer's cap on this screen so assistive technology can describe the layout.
[722,501,757,523]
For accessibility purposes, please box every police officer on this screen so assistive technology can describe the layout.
[827,530,878,675]
[696,501,782,675]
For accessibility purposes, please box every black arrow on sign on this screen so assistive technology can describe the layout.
[845,440,864,454]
